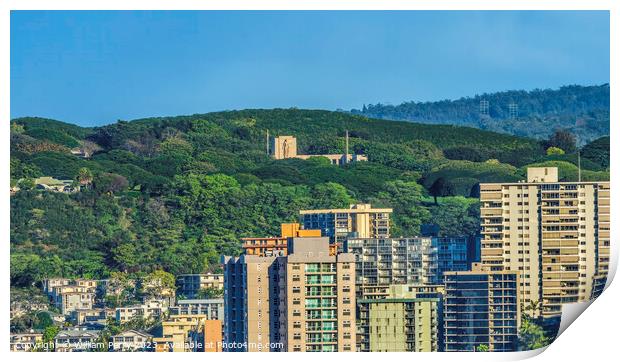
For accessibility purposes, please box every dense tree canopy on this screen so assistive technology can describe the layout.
[352,84,609,144]
[9,108,609,286]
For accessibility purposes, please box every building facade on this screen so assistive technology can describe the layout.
[222,236,356,352]
[115,299,167,323]
[54,330,101,352]
[270,135,367,165]
[169,299,224,320]
[344,237,438,299]
[301,204,392,250]
[443,265,520,352]
[176,274,224,299]
[10,333,43,352]
[153,314,211,352]
[479,167,610,316]
[242,223,324,257]
[112,330,153,351]
[357,285,442,352]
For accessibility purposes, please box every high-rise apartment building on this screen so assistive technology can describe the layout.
[301,204,392,251]
[222,236,356,352]
[345,236,469,298]
[344,237,438,299]
[357,285,442,352]
[444,264,520,352]
[480,167,610,316]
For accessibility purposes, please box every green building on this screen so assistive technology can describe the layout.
[357,285,442,352]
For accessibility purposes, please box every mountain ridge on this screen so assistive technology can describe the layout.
[349,84,609,143]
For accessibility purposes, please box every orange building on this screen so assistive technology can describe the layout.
[203,320,223,352]
[242,223,337,256]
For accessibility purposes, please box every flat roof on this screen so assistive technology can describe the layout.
[300,208,393,214]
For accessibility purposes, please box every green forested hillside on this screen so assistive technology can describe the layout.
[351,84,610,143]
[9,109,609,286]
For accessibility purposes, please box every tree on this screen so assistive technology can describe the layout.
[17,178,36,191]
[197,286,224,299]
[546,146,565,156]
[428,197,480,237]
[546,129,577,153]
[141,270,176,300]
[76,167,94,187]
[476,344,489,352]
[42,325,60,347]
[310,182,355,209]
[370,180,430,236]
[429,177,447,205]
[519,316,551,350]
[94,172,129,194]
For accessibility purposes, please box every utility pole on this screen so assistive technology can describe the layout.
[266,130,270,156]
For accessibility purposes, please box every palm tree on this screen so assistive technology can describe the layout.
[524,300,542,316]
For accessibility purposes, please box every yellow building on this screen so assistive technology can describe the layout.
[154,314,210,352]
[480,167,610,317]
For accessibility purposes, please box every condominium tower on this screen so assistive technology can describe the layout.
[345,236,469,298]
[222,236,356,352]
[479,167,610,316]
[444,264,520,352]
[300,204,392,251]
[344,237,438,299]
[357,285,443,352]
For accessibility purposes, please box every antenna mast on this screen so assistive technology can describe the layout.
[345,130,349,164]
[578,146,581,183]
[576,134,581,182]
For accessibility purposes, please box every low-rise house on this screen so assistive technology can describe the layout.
[115,299,167,323]
[69,308,113,325]
[169,299,223,320]
[112,330,153,351]
[54,330,101,352]
[43,278,72,294]
[34,177,78,193]
[43,279,97,315]
[51,288,96,315]
[10,333,43,352]
[153,314,209,352]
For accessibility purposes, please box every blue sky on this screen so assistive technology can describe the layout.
[11,11,609,126]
